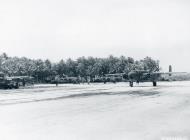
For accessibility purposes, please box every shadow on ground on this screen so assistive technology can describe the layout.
[0,89,160,106]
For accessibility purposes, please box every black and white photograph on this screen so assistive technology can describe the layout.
[0,0,190,140]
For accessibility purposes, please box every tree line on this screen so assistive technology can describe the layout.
[0,53,160,83]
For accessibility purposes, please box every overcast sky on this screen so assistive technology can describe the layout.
[0,0,190,72]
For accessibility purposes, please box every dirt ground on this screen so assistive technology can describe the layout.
[0,81,190,140]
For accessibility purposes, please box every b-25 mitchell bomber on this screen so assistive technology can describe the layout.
[105,65,186,87]
[0,72,34,89]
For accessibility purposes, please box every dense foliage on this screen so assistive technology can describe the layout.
[0,53,160,82]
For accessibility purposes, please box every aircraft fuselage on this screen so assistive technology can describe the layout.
[128,71,161,87]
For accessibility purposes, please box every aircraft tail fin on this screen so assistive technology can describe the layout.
[169,65,172,76]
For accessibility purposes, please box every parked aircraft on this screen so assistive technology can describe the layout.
[105,66,186,87]
[0,72,34,89]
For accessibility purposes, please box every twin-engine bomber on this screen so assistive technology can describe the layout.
[105,65,186,87]
[0,72,33,89]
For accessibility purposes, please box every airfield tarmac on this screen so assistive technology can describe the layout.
[0,82,190,140]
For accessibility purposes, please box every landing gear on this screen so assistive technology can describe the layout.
[153,81,157,87]
[136,80,139,85]
[129,81,133,87]
[56,81,58,86]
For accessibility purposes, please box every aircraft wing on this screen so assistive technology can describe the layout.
[105,73,125,76]
[152,72,187,75]
[8,76,34,80]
